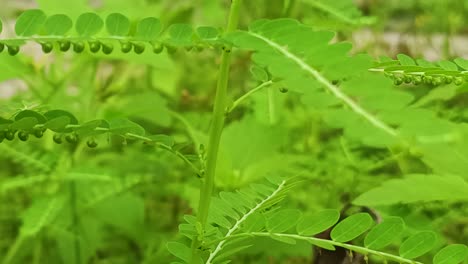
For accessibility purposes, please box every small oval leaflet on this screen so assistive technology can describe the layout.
[44,110,78,133]
[135,17,161,41]
[197,26,219,40]
[15,9,47,36]
[76,12,104,36]
[167,24,194,46]
[296,209,340,236]
[433,244,468,264]
[399,231,437,259]
[364,216,405,250]
[266,209,301,233]
[166,242,191,263]
[330,213,374,243]
[44,14,72,35]
[108,118,145,137]
[106,13,130,36]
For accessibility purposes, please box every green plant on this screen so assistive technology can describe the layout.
[0,1,467,264]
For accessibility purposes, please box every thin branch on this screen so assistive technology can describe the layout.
[226,80,274,114]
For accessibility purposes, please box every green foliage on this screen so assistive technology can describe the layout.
[354,174,468,206]
[372,55,468,86]
[0,10,222,56]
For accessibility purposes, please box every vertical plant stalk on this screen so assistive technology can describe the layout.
[192,0,242,259]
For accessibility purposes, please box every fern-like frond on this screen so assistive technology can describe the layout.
[0,10,223,56]
[205,177,289,264]
[170,176,299,264]
[229,19,403,145]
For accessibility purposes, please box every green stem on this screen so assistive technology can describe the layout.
[191,0,242,261]
[226,81,273,114]
[2,235,26,264]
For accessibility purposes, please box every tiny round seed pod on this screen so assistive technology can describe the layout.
[33,129,44,138]
[88,41,101,53]
[133,43,145,54]
[185,45,193,52]
[65,133,78,144]
[279,87,288,93]
[5,130,16,141]
[152,42,164,54]
[120,41,132,53]
[41,42,54,53]
[59,41,71,52]
[394,77,403,85]
[73,42,85,53]
[423,75,433,84]
[0,43,4,53]
[86,138,98,148]
[18,131,29,141]
[432,77,442,86]
[195,46,204,52]
[445,76,453,84]
[166,45,177,54]
[53,133,63,144]
[413,75,422,85]
[454,77,463,86]
[403,75,412,84]
[7,45,20,56]
[102,43,114,54]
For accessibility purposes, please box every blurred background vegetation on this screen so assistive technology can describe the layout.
[0,0,467,263]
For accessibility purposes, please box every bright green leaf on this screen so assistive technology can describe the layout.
[167,24,193,46]
[15,9,47,36]
[397,54,416,66]
[106,13,130,36]
[166,242,191,263]
[364,217,405,250]
[399,231,437,259]
[44,14,72,35]
[433,244,468,264]
[135,17,161,41]
[266,209,301,233]
[197,26,218,39]
[108,118,145,137]
[296,209,340,236]
[353,174,468,206]
[330,213,374,242]
[76,12,104,36]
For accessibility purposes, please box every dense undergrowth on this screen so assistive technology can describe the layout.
[0,0,467,264]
